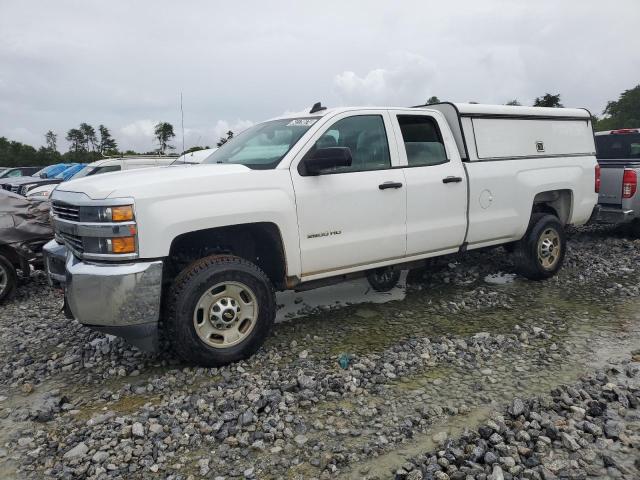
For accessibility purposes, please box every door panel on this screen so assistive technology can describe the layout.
[390,111,468,256]
[291,111,407,276]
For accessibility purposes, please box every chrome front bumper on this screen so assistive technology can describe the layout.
[43,240,163,351]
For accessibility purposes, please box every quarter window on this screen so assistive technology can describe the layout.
[397,115,448,166]
[310,115,391,173]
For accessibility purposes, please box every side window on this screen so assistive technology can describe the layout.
[397,115,448,167]
[91,165,121,176]
[310,115,391,173]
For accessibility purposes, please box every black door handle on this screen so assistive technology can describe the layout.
[379,182,403,190]
[442,176,463,184]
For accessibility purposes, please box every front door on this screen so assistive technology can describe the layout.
[291,111,407,277]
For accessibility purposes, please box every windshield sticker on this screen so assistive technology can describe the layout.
[286,119,318,127]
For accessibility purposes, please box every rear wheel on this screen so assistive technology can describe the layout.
[166,255,276,366]
[513,213,566,280]
[629,219,640,238]
[366,267,401,292]
[0,254,17,303]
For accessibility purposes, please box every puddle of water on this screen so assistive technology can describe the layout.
[276,275,407,321]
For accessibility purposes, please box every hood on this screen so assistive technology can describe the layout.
[0,175,41,187]
[56,163,252,200]
[0,191,53,245]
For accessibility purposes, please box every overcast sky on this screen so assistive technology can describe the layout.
[1,0,638,152]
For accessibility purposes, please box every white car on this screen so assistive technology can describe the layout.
[172,148,217,164]
[27,156,176,199]
[45,102,598,365]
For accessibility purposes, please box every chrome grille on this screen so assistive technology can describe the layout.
[52,202,80,221]
[10,185,20,193]
[59,231,84,253]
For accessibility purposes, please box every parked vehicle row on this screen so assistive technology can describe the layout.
[0,163,76,194]
[43,102,599,366]
[26,156,176,199]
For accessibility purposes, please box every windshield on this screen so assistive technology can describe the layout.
[596,133,640,159]
[203,118,318,169]
[55,164,83,179]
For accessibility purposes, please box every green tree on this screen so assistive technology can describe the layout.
[533,93,563,108]
[45,130,57,152]
[216,130,234,147]
[98,124,118,154]
[505,99,521,106]
[426,96,440,105]
[154,122,175,154]
[79,123,97,151]
[596,84,640,131]
[66,128,85,153]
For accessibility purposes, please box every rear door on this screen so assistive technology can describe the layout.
[291,111,407,277]
[389,111,468,256]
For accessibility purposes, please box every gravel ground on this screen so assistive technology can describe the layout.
[0,225,639,479]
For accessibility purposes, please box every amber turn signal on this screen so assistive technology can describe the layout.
[111,236,136,254]
[111,205,134,222]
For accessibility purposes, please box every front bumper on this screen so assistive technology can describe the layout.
[593,205,635,225]
[43,241,163,351]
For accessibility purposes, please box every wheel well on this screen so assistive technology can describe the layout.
[0,245,20,269]
[532,189,572,225]
[167,223,287,290]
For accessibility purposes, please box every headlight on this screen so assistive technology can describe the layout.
[79,205,135,222]
[52,201,138,259]
[28,190,49,197]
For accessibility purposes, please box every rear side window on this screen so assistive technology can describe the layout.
[596,133,640,159]
[397,115,447,166]
[93,165,121,175]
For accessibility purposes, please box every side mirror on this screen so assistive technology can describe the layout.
[300,147,352,176]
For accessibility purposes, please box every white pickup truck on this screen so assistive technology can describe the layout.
[44,103,598,366]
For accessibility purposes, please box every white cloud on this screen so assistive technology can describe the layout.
[212,120,254,141]
[119,120,158,152]
[333,53,437,105]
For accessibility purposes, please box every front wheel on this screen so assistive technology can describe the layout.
[0,254,17,303]
[513,213,566,280]
[166,255,276,366]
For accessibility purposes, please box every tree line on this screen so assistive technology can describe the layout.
[0,121,183,168]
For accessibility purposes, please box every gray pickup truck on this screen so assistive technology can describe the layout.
[594,128,640,235]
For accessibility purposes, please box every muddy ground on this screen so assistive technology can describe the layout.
[0,225,639,479]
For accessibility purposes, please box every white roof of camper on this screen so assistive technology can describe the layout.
[450,103,590,118]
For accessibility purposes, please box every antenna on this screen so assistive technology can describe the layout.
[180,92,185,161]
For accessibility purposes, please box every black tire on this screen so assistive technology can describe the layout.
[513,213,566,280]
[366,267,401,292]
[166,255,276,367]
[0,254,17,303]
[629,219,640,238]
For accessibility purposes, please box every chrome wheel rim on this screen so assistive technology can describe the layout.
[537,227,561,270]
[0,263,7,296]
[193,281,258,349]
